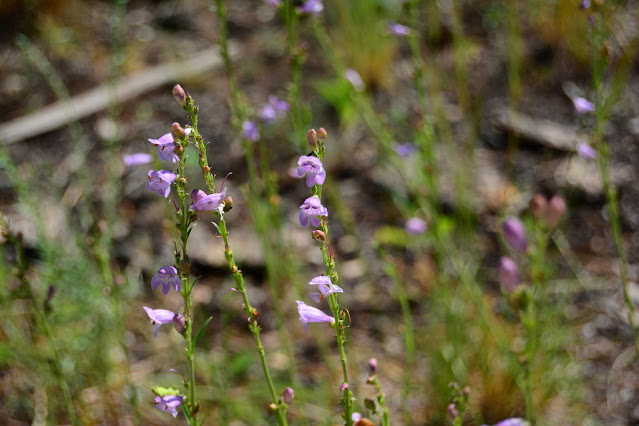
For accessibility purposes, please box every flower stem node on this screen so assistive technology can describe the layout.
[201,165,211,174]
[251,308,259,318]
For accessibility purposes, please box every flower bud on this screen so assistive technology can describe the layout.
[223,196,233,212]
[307,129,318,150]
[502,217,528,253]
[173,84,186,106]
[173,313,186,335]
[447,403,459,421]
[201,165,211,174]
[282,387,294,404]
[545,195,566,228]
[368,357,377,374]
[312,230,326,242]
[529,194,547,221]
[268,403,277,411]
[317,127,327,140]
[498,256,520,292]
[340,382,349,391]
[171,122,186,139]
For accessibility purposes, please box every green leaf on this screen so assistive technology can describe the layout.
[193,316,213,347]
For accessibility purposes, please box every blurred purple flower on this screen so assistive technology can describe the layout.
[263,0,282,6]
[388,23,411,37]
[297,155,326,187]
[143,307,176,337]
[152,265,181,295]
[502,217,528,253]
[576,141,597,159]
[148,133,179,163]
[282,387,294,404]
[344,69,365,92]
[297,301,334,331]
[191,188,227,212]
[353,412,362,422]
[242,120,260,142]
[405,217,427,235]
[572,97,595,114]
[299,196,328,227]
[309,275,343,303]
[146,170,177,198]
[123,153,152,167]
[392,142,416,158]
[580,0,591,9]
[298,0,323,15]
[498,256,520,292]
[154,394,184,417]
[259,96,290,123]
[484,419,529,426]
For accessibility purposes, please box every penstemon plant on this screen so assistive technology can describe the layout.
[143,86,289,425]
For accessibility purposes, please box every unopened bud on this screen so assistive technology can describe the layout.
[340,382,349,391]
[176,145,185,155]
[447,403,459,421]
[307,129,318,149]
[202,165,211,174]
[173,313,186,335]
[282,387,294,404]
[498,256,520,292]
[502,217,528,253]
[368,357,377,374]
[545,195,566,228]
[312,230,325,242]
[317,127,327,140]
[223,196,233,212]
[529,194,547,221]
[173,84,186,106]
[268,403,277,411]
[251,308,259,318]
[171,122,186,139]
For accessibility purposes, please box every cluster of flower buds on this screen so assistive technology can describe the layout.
[529,194,566,229]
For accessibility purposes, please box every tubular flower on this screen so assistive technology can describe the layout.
[296,301,334,331]
[146,170,177,198]
[123,153,152,167]
[498,257,520,292]
[299,196,327,227]
[309,275,343,303]
[190,188,227,212]
[151,266,181,295]
[154,394,184,417]
[296,155,326,187]
[502,217,528,253]
[143,307,176,337]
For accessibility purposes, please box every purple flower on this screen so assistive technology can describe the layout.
[152,266,181,295]
[297,301,334,331]
[576,141,597,159]
[388,23,411,37]
[502,217,528,253]
[309,275,343,303]
[154,394,184,417]
[123,153,152,167]
[344,69,365,92]
[572,97,595,114]
[298,0,323,15]
[405,217,427,235]
[146,170,177,198]
[484,419,529,426]
[296,155,326,187]
[143,307,176,337]
[190,188,227,212]
[148,133,179,163]
[259,96,290,123]
[299,196,328,227]
[392,142,416,158]
[263,0,282,6]
[498,256,520,292]
[242,120,260,142]
[282,387,294,404]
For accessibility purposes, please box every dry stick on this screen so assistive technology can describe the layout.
[0,44,238,146]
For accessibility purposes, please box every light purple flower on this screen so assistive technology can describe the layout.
[259,96,290,123]
[282,387,294,404]
[352,413,362,422]
[242,120,260,142]
[344,69,365,92]
[498,256,520,292]
[392,142,416,158]
[297,155,326,187]
[123,153,152,167]
[190,188,227,212]
[296,301,334,331]
[576,141,597,159]
[309,275,343,303]
[154,394,184,417]
[263,0,282,6]
[299,196,328,227]
[143,306,176,337]
[148,133,178,163]
[502,217,528,253]
[152,266,181,295]
[146,170,177,198]
[484,419,529,426]
[572,97,595,114]
[405,217,427,235]
[388,23,411,37]
[298,0,323,15]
